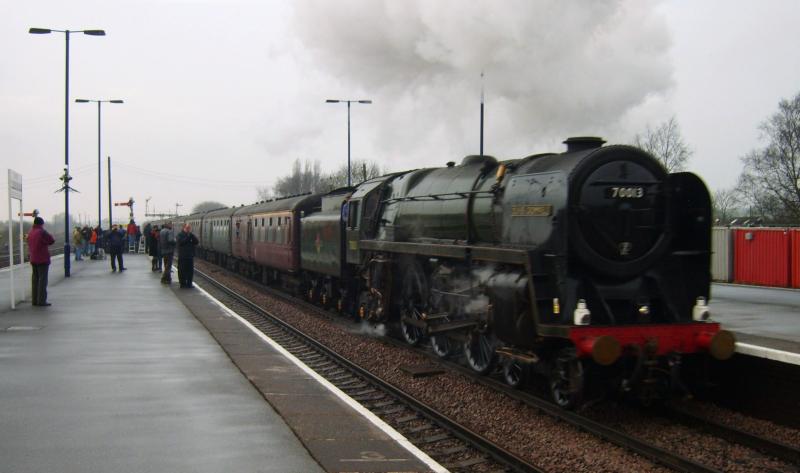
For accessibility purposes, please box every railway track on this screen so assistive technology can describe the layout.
[661,403,800,465]
[0,248,64,269]
[195,262,800,473]
[195,268,536,473]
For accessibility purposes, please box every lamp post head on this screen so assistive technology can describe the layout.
[75,99,90,103]
[110,100,124,104]
[29,28,52,34]
[325,99,340,103]
[358,100,372,104]
[83,30,106,36]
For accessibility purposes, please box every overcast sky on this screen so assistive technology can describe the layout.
[2,0,799,225]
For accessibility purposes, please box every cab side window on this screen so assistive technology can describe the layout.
[348,201,359,229]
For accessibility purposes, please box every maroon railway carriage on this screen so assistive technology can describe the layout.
[229,195,321,282]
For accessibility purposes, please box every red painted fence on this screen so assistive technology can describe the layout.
[733,228,792,287]
[792,229,800,289]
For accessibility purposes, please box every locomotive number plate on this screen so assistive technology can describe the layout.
[605,186,645,199]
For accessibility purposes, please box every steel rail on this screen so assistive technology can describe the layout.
[662,404,800,465]
[194,268,545,473]
[194,262,724,473]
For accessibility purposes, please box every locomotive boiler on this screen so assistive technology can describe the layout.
[341,137,734,407]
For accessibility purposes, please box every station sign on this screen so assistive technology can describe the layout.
[8,169,22,200]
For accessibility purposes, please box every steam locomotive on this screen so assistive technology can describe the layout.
[157,136,735,407]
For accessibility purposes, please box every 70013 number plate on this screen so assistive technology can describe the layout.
[605,186,645,199]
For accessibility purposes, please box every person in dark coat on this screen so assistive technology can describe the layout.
[159,222,176,284]
[27,217,55,306]
[148,225,161,272]
[107,224,126,272]
[143,222,152,254]
[176,224,199,288]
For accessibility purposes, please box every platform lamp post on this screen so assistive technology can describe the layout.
[75,98,123,231]
[325,99,371,187]
[29,27,106,277]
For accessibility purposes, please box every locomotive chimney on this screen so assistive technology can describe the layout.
[563,136,606,153]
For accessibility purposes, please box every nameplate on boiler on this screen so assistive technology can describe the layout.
[511,204,552,217]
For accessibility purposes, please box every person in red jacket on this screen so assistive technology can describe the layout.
[27,216,55,306]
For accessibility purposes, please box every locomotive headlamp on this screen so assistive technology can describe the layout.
[573,299,591,325]
[638,305,650,315]
[692,297,710,322]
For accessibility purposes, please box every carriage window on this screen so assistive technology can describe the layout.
[261,218,265,226]
[277,217,281,227]
[269,217,273,226]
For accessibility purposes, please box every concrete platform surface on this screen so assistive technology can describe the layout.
[711,283,800,361]
[0,254,324,473]
[175,267,443,473]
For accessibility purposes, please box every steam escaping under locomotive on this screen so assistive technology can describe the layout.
[156,136,735,408]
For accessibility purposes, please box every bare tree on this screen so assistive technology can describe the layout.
[632,116,693,172]
[736,91,800,223]
[712,187,739,224]
[272,158,326,197]
[327,159,385,188]
[256,186,273,201]
[191,201,227,213]
[258,158,386,199]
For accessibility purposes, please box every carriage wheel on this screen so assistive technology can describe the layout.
[550,348,584,409]
[464,330,496,374]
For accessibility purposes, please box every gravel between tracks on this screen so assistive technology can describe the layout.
[197,262,800,473]
[198,262,668,472]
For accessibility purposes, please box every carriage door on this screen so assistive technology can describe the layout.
[246,217,253,259]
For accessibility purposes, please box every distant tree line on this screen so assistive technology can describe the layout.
[710,91,800,225]
[631,93,800,226]
[257,158,384,200]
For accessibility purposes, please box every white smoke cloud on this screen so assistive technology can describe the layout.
[352,321,388,338]
[292,0,673,165]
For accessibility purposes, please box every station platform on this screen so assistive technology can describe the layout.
[0,254,441,473]
[711,283,800,364]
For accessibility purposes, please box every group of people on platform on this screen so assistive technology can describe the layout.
[26,216,199,307]
[143,221,199,288]
[70,219,144,264]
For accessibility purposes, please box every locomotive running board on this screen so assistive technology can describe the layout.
[359,240,528,265]
[496,347,540,364]
[400,316,479,335]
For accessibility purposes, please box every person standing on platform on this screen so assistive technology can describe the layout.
[176,224,199,288]
[89,227,97,258]
[28,217,55,306]
[72,226,83,261]
[81,226,91,256]
[135,224,142,253]
[95,227,105,259]
[148,225,161,272]
[159,222,176,284]
[143,222,152,254]
[107,224,126,272]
